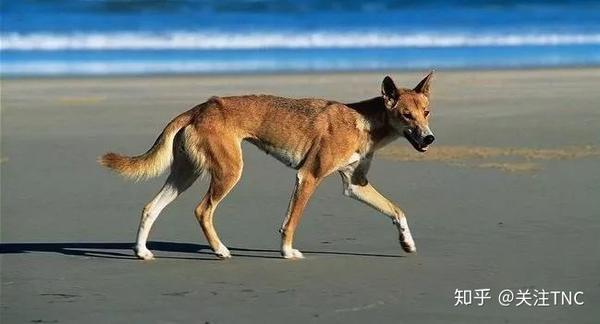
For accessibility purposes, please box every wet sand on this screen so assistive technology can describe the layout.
[2,69,599,323]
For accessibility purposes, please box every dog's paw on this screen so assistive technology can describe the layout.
[214,244,232,259]
[282,248,304,259]
[400,240,417,253]
[134,247,155,260]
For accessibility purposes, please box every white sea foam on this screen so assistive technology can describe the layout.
[3,55,594,76]
[2,31,600,50]
[0,59,399,75]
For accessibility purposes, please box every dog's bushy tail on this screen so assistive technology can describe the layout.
[99,112,192,181]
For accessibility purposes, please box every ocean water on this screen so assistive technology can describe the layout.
[2,0,600,76]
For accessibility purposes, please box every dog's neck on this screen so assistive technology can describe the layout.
[346,96,403,151]
[346,96,387,124]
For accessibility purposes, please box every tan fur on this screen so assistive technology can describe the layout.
[100,73,436,260]
[99,111,194,180]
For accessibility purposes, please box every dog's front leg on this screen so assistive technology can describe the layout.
[341,170,416,253]
[279,172,320,259]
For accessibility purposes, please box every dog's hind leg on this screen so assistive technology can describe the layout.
[194,138,243,259]
[134,155,199,260]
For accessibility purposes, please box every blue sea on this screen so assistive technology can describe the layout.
[2,0,600,76]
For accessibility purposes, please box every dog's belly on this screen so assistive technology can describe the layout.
[246,138,304,169]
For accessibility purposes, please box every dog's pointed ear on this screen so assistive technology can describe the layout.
[381,75,399,109]
[414,71,434,98]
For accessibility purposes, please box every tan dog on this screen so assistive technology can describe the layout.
[99,72,435,260]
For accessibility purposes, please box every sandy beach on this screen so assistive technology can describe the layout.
[1,69,599,323]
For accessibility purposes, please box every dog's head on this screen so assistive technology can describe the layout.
[381,72,435,152]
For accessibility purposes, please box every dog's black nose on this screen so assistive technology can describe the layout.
[423,135,435,145]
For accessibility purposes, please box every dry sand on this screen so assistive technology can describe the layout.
[1,69,599,323]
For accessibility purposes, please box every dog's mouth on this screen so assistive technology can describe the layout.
[403,129,429,152]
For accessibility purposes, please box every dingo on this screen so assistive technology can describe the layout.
[99,72,435,260]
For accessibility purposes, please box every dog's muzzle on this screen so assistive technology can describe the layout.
[403,126,435,152]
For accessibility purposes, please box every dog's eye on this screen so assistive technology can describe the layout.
[424,111,430,117]
[402,112,412,120]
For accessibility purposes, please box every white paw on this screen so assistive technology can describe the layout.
[400,236,417,253]
[395,219,417,253]
[214,244,232,259]
[135,247,155,260]
[282,248,304,259]
[400,241,417,253]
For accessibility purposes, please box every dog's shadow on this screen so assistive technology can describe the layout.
[0,241,402,260]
